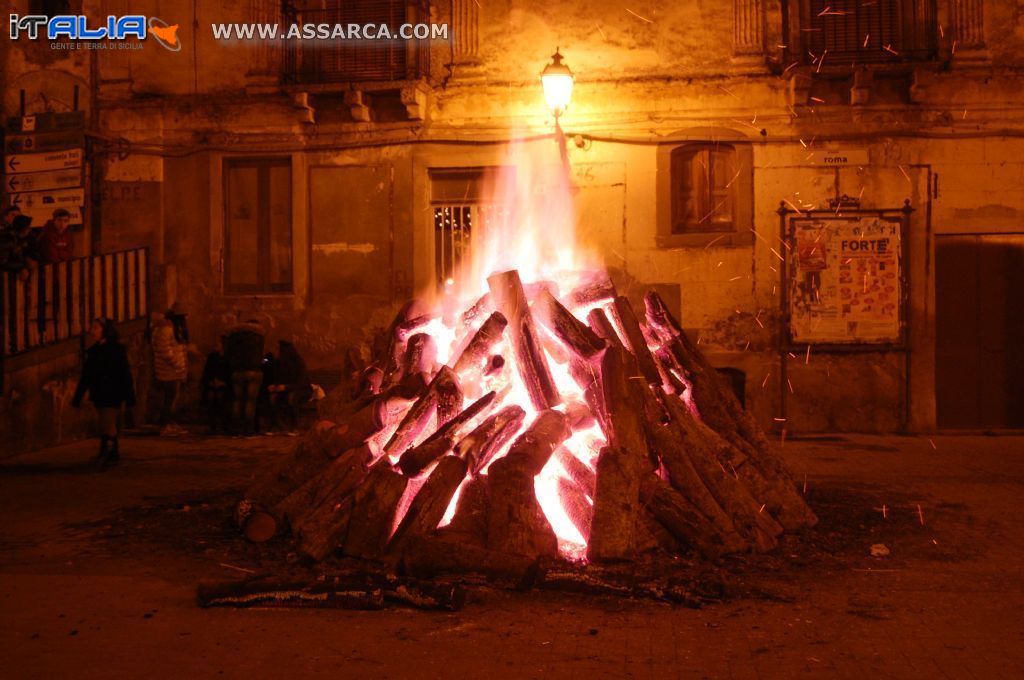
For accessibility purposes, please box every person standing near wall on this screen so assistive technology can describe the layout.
[38,208,74,263]
[224,319,265,436]
[71,319,136,470]
[151,303,189,436]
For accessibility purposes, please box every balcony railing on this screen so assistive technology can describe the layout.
[797,0,939,65]
[1,248,149,357]
[282,1,431,85]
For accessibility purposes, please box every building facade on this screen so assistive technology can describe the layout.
[3,0,1023,437]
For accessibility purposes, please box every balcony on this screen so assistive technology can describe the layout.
[282,1,431,87]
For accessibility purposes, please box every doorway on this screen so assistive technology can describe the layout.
[935,235,1024,429]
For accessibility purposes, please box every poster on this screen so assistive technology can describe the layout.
[788,215,903,344]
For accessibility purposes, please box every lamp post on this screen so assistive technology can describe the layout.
[540,48,574,126]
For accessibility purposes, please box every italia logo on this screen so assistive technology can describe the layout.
[9,14,181,51]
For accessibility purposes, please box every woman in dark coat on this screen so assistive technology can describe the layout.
[72,319,136,469]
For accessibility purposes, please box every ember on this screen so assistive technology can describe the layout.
[236,139,817,572]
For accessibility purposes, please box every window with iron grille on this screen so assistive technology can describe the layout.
[430,168,506,290]
[284,0,430,84]
[801,0,938,63]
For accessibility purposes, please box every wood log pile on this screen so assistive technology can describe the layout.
[236,270,816,577]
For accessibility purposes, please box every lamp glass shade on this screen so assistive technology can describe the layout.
[540,51,574,116]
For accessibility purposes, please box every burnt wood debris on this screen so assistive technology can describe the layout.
[221,271,817,608]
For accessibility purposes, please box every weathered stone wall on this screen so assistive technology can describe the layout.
[4,0,1024,433]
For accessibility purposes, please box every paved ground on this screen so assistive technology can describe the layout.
[0,432,1022,679]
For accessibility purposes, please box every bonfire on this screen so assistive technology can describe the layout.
[222,140,816,609]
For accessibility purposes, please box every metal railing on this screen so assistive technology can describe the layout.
[1,247,149,356]
[282,1,431,85]
[798,0,939,65]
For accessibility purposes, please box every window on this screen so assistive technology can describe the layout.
[657,134,753,247]
[800,0,938,63]
[429,168,506,290]
[224,158,292,293]
[671,144,738,234]
[284,0,430,84]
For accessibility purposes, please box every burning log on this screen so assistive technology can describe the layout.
[452,312,507,376]
[487,270,561,410]
[296,495,355,562]
[274,445,372,532]
[486,410,571,558]
[332,400,387,452]
[341,458,409,560]
[434,367,464,425]
[457,405,527,475]
[567,275,616,309]
[389,455,469,555]
[438,475,490,545]
[642,392,746,554]
[564,400,597,432]
[399,391,498,476]
[533,288,606,360]
[587,445,644,562]
[485,355,505,376]
[501,409,571,476]
[610,296,661,384]
[555,446,596,497]
[401,333,437,381]
[640,475,730,558]
[660,395,781,551]
[384,366,459,456]
[644,291,817,531]
[558,476,593,542]
[380,299,429,386]
[587,307,624,348]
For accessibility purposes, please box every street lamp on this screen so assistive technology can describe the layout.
[540,48,574,121]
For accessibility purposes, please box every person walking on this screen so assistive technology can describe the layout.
[151,304,188,435]
[71,319,136,470]
[223,319,265,435]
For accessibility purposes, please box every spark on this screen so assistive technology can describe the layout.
[899,165,911,182]
[744,341,750,350]
[773,417,786,422]
[952,39,958,55]
[718,85,739,99]
[783,62,800,77]
[725,167,743,188]
[780,428,787,446]
[595,23,607,40]
[917,504,925,525]
[875,504,888,519]
[717,261,724,268]
[863,33,870,48]
[799,138,808,148]
[625,8,653,23]
[939,25,945,38]
[803,474,808,495]
[769,247,785,262]
[805,345,811,364]
[816,49,828,73]
[782,199,803,215]
[810,96,826,103]
[759,504,766,513]
[762,372,771,388]
[754,315,765,329]
[883,44,899,55]
[928,438,937,450]
[962,109,968,119]
[749,228,768,245]
[787,378,794,394]
[728,276,742,281]
[704,233,728,249]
